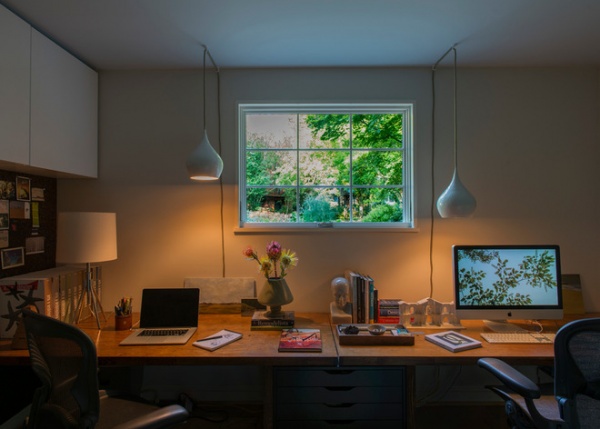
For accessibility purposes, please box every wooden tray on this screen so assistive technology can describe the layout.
[336,324,415,346]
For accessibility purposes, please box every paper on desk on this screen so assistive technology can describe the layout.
[193,329,242,351]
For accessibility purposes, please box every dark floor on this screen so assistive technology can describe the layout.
[171,402,508,428]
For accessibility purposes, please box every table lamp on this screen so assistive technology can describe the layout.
[56,212,117,329]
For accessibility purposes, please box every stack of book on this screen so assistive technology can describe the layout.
[377,299,402,324]
[250,310,295,330]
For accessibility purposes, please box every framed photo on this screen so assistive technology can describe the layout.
[16,176,31,201]
[0,200,8,230]
[1,247,25,269]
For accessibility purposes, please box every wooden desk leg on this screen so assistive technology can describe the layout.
[406,366,416,429]
[263,365,273,429]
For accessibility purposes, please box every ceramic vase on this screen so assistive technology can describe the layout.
[258,277,294,318]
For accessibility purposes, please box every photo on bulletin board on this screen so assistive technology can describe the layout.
[0,200,8,229]
[1,247,25,269]
[16,177,31,201]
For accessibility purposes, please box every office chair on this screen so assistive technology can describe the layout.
[21,309,189,429]
[478,318,600,429]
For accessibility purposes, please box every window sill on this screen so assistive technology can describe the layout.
[234,225,419,234]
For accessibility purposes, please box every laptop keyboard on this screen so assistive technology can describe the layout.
[139,329,189,337]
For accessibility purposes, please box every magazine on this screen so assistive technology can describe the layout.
[278,328,322,352]
[425,331,482,352]
[193,329,243,351]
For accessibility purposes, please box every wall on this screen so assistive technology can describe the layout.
[57,66,600,314]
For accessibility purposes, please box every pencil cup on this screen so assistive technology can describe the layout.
[115,314,132,331]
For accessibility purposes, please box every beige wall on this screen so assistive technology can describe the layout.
[58,66,600,314]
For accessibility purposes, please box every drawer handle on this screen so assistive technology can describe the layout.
[324,420,355,425]
[324,386,355,392]
[324,370,354,375]
[323,403,356,408]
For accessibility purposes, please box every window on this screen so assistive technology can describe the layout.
[239,103,414,229]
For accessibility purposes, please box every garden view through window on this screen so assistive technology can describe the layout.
[239,104,414,228]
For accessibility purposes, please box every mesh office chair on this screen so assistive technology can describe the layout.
[478,318,600,429]
[21,309,189,429]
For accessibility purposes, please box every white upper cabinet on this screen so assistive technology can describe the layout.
[30,29,98,178]
[0,5,31,165]
[0,4,98,178]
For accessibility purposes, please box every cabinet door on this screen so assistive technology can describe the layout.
[0,5,30,165]
[30,29,98,178]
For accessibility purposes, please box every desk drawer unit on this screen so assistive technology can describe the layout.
[273,366,406,429]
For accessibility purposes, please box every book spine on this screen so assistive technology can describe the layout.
[251,320,295,327]
[377,316,400,324]
[379,308,400,316]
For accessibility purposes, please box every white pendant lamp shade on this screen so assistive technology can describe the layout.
[433,44,476,218]
[186,130,224,180]
[436,170,476,218]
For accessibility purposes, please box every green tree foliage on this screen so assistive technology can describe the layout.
[457,250,557,306]
[245,113,404,223]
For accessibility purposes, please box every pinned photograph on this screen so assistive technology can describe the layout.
[16,176,31,201]
[1,247,25,269]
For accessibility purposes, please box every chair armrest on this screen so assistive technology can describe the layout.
[112,404,189,429]
[478,357,541,399]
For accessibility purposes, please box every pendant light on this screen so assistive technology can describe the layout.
[186,45,223,181]
[432,44,476,217]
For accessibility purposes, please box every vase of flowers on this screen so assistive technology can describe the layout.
[243,241,298,317]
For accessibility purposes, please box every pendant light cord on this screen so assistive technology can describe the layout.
[202,45,225,278]
[430,43,458,299]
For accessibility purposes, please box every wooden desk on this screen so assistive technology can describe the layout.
[0,312,338,367]
[336,319,563,367]
[0,313,584,429]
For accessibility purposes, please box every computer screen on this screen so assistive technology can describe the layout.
[453,245,563,326]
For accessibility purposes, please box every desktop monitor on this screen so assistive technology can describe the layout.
[453,245,563,330]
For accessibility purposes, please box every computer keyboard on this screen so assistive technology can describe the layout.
[480,332,556,344]
[139,329,189,337]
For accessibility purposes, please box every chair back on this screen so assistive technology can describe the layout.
[22,309,100,428]
[554,317,600,429]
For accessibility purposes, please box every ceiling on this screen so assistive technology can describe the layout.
[2,0,600,71]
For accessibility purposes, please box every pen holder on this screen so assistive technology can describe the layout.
[115,314,132,331]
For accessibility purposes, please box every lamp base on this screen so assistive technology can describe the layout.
[74,263,106,329]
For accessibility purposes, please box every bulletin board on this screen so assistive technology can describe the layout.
[0,170,56,279]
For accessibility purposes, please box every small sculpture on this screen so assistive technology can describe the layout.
[330,277,352,323]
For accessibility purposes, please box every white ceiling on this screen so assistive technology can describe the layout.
[2,0,600,71]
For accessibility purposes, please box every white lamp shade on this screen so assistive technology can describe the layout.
[56,212,117,263]
[186,130,224,180]
[436,171,477,218]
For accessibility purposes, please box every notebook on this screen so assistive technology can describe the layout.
[119,288,199,346]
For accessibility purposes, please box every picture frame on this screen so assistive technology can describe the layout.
[1,247,25,269]
[16,176,31,201]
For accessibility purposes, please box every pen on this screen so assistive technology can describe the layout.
[197,335,223,342]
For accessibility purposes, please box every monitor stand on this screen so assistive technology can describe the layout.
[483,320,528,333]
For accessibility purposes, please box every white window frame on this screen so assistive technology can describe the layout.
[238,103,414,230]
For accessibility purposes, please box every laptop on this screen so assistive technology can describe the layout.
[119,288,199,346]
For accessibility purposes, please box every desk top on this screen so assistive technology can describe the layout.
[0,313,588,367]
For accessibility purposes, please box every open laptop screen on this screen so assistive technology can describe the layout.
[139,288,199,328]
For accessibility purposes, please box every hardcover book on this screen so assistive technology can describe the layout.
[425,331,482,352]
[251,310,295,330]
[278,328,322,352]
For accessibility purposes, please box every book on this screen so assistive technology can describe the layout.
[251,310,295,330]
[425,331,482,353]
[278,328,322,352]
[193,329,243,351]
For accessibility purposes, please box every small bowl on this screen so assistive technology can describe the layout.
[368,324,387,335]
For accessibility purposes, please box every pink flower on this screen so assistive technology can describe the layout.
[242,246,256,259]
[266,241,282,260]
[243,241,297,279]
